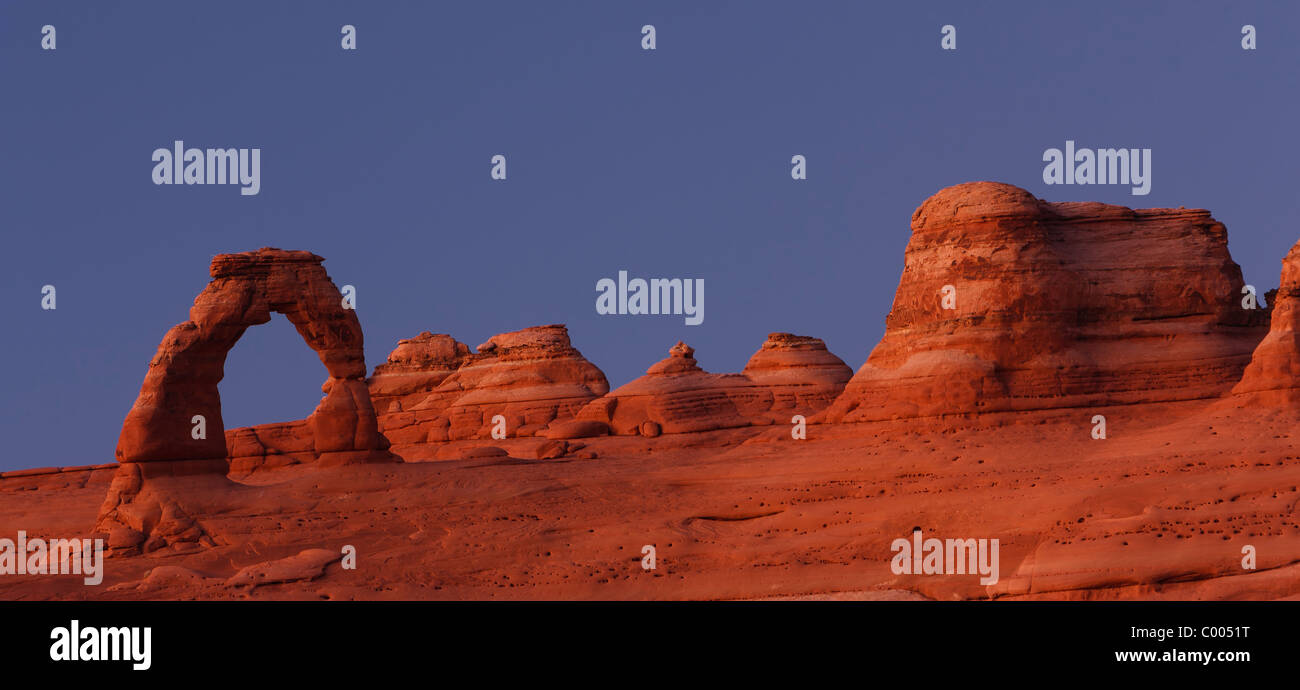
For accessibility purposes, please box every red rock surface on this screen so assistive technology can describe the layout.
[823,182,1269,423]
[575,341,752,435]
[368,332,472,417]
[5,187,1300,601]
[1232,241,1300,404]
[225,421,316,475]
[6,399,1300,600]
[372,324,609,449]
[100,248,393,554]
[574,335,851,435]
[541,419,610,440]
[737,333,852,423]
[115,248,390,466]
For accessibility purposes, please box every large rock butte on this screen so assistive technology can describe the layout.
[371,324,609,444]
[823,182,1270,422]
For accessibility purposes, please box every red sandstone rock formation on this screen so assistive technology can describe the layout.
[372,325,609,446]
[572,335,850,436]
[10,185,1300,599]
[225,420,316,475]
[574,341,750,435]
[737,333,852,423]
[1233,241,1300,404]
[95,459,229,555]
[541,419,611,440]
[368,332,473,417]
[115,248,390,466]
[100,248,392,553]
[823,182,1270,423]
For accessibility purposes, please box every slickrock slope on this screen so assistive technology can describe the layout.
[824,182,1269,423]
[1232,241,1300,404]
[372,325,609,446]
[7,398,1300,601]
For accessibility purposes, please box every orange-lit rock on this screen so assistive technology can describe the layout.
[368,332,472,416]
[736,333,852,423]
[574,342,751,435]
[824,182,1269,423]
[1232,241,1300,404]
[102,248,393,553]
[373,324,609,447]
[5,186,1297,601]
[574,336,851,435]
[115,248,390,466]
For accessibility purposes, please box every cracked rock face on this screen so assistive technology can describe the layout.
[823,181,1270,422]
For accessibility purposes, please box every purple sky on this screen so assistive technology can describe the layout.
[2,0,1297,471]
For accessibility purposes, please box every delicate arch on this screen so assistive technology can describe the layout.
[115,248,388,466]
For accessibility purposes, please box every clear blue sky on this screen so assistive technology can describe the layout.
[2,1,1296,470]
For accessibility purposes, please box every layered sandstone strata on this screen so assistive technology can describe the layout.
[823,182,1269,422]
[737,333,853,423]
[573,335,851,436]
[371,324,609,444]
[225,421,316,475]
[575,342,751,435]
[368,332,473,419]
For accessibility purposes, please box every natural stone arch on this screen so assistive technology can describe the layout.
[99,248,391,555]
[115,248,390,466]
